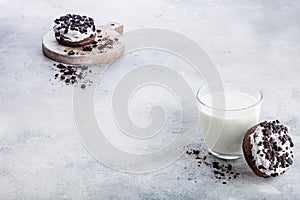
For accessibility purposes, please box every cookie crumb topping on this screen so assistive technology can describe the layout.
[249,120,294,177]
[53,14,96,43]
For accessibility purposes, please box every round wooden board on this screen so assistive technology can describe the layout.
[42,22,124,65]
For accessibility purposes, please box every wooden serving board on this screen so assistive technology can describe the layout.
[42,22,124,65]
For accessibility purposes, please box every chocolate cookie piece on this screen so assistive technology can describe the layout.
[243,120,294,178]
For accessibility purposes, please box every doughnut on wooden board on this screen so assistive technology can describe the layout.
[42,22,124,65]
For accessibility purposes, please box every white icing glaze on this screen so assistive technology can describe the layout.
[54,24,95,42]
[249,122,294,176]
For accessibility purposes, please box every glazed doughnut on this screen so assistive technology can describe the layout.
[53,14,96,47]
[243,120,294,177]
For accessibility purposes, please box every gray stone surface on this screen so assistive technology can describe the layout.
[0,0,300,199]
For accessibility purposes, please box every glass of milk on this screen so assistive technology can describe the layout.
[196,82,263,159]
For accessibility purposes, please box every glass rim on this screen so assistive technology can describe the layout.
[196,82,263,112]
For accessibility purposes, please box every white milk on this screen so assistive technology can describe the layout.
[198,91,261,155]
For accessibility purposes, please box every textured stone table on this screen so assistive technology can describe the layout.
[0,0,299,199]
